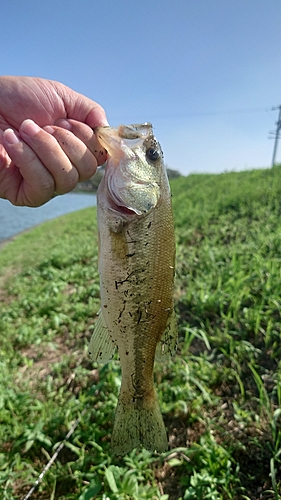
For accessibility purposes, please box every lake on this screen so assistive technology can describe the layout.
[0,192,97,242]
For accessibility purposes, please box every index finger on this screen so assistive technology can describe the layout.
[55,119,107,166]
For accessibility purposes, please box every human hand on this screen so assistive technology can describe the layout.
[0,76,108,206]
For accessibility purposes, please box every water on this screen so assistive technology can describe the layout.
[0,192,97,242]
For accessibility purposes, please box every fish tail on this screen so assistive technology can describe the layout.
[111,388,168,456]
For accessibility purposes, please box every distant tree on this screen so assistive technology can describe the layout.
[76,166,105,193]
[90,166,105,191]
[166,166,181,179]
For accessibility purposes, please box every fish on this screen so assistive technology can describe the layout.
[89,123,177,456]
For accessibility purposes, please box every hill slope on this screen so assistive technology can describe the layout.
[0,166,281,499]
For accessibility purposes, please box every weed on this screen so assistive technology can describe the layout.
[1,167,281,498]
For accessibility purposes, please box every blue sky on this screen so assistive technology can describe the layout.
[1,0,281,175]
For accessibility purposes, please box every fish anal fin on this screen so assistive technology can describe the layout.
[156,308,178,361]
[89,310,116,363]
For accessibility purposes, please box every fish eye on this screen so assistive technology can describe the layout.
[146,148,159,162]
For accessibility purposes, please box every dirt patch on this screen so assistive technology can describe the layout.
[18,334,82,392]
[19,336,71,382]
[17,331,99,399]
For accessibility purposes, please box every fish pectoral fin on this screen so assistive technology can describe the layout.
[89,310,116,363]
[156,308,178,361]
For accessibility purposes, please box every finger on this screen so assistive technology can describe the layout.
[54,119,107,166]
[2,128,54,206]
[44,124,98,182]
[19,119,79,195]
[51,80,109,127]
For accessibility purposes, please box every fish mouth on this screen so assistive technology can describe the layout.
[96,123,160,217]
[95,123,153,155]
[118,123,153,139]
[108,198,138,217]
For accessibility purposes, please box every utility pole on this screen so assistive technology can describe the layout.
[270,105,281,167]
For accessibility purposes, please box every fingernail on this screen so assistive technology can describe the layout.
[44,125,56,135]
[3,128,21,145]
[20,119,41,137]
[55,119,72,130]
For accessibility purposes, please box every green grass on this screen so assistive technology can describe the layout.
[1,165,281,499]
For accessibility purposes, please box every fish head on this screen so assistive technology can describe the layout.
[96,123,168,216]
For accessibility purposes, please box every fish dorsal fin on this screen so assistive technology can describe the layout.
[155,308,178,361]
[89,310,116,363]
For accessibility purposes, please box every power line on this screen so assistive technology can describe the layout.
[109,106,274,123]
[269,105,281,167]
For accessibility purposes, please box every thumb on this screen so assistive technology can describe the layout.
[51,80,109,128]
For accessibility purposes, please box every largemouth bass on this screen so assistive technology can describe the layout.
[89,123,177,456]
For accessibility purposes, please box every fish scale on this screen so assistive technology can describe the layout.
[89,123,177,456]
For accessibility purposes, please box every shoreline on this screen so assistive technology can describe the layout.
[0,226,35,251]
[0,193,97,253]
[0,235,16,250]
[0,234,21,251]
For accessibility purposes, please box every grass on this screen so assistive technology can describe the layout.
[1,165,281,499]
